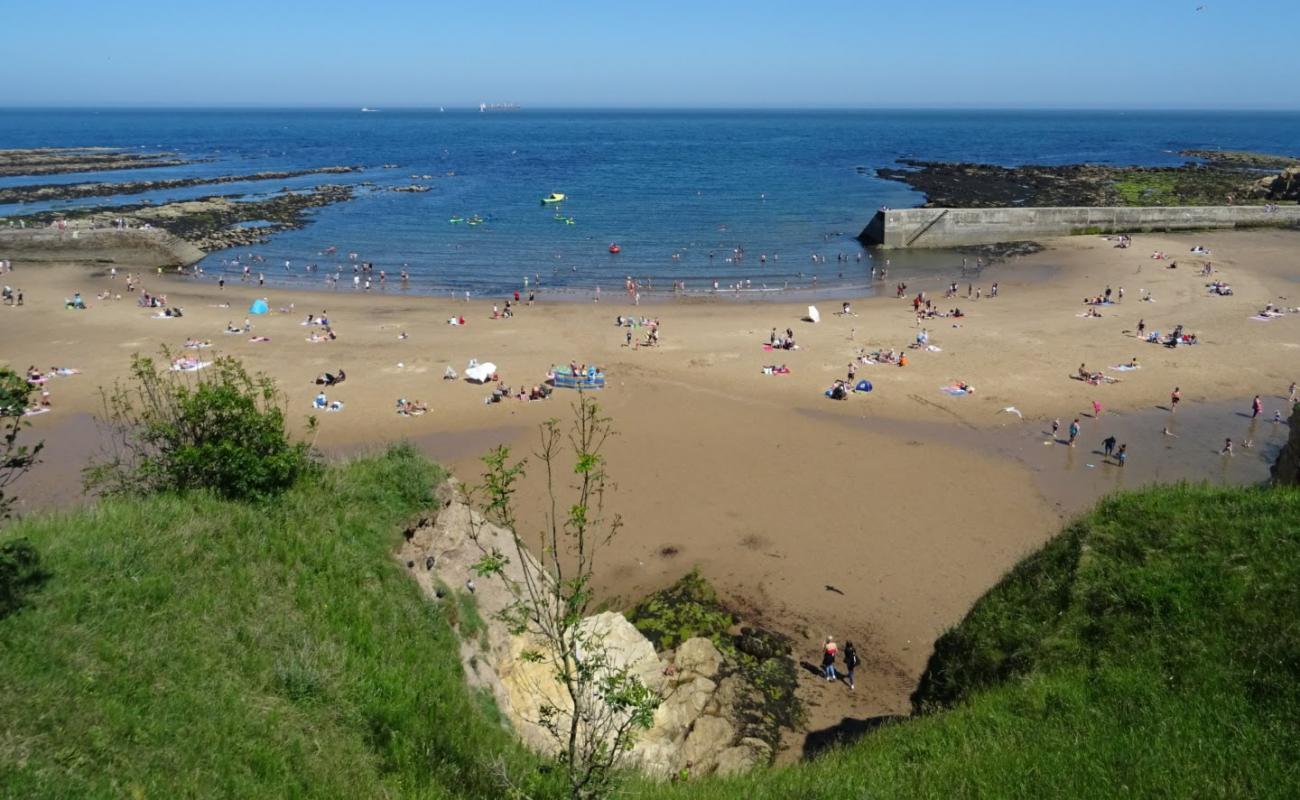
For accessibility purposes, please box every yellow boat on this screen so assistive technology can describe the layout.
[541,192,566,204]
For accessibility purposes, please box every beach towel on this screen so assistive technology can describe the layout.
[1111,364,1140,372]
[1250,315,1276,322]
[23,407,50,417]
[941,385,969,396]
[169,360,211,372]
[762,343,774,352]
[925,345,942,352]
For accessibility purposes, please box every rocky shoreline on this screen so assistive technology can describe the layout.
[0,166,362,204]
[7,185,355,252]
[877,149,1300,208]
[0,147,191,177]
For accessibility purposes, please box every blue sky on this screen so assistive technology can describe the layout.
[4,0,1297,109]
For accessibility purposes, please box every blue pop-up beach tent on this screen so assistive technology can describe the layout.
[249,298,269,315]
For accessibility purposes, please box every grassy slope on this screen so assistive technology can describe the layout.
[0,446,551,800]
[4,453,1299,799]
[637,484,1300,799]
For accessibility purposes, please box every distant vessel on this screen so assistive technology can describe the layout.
[479,102,521,113]
[360,107,379,112]
[541,192,566,204]
[608,242,621,254]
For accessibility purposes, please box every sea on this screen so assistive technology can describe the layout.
[3,109,1299,296]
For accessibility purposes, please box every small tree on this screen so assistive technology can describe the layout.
[85,352,315,500]
[469,396,660,800]
[0,368,43,522]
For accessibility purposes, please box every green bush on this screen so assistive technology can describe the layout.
[628,567,736,650]
[86,353,315,500]
[0,538,44,617]
[0,367,43,521]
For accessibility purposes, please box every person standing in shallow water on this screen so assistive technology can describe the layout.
[821,637,838,681]
[1069,418,1080,447]
[842,641,860,690]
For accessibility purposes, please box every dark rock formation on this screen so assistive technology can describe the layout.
[1271,403,1300,485]
[876,155,1294,209]
[0,166,361,204]
[1249,167,1300,201]
[0,147,189,177]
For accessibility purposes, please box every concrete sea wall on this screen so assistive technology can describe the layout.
[860,206,1300,249]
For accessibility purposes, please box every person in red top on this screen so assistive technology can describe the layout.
[821,637,839,681]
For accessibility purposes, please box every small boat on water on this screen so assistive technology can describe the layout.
[449,215,464,224]
[541,192,566,204]
[467,214,484,226]
[608,242,621,254]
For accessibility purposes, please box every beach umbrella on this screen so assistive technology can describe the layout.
[249,298,269,315]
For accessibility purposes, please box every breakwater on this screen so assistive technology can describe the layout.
[860,206,1300,249]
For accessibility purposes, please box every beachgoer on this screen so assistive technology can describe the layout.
[1103,435,1117,458]
[843,641,860,690]
[1222,438,1234,456]
[1052,418,1061,438]
[1117,444,1127,467]
[821,637,839,681]
[1069,419,1080,447]
[1251,395,1263,419]
[1092,400,1102,418]
[1137,319,1145,338]
[1288,382,1297,404]
[1171,387,1181,413]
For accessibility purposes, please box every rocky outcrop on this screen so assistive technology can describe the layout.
[0,166,361,205]
[1249,166,1300,201]
[0,227,205,267]
[396,480,769,779]
[1271,403,1300,485]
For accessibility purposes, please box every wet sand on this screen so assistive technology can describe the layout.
[2,227,1295,752]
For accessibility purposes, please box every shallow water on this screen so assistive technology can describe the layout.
[5,109,1300,294]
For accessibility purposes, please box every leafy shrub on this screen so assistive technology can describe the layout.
[85,353,316,500]
[0,538,44,617]
[628,567,736,650]
[0,368,43,521]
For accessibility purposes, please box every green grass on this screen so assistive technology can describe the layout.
[5,452,1299,799]
[633,483,1300,799]
[0,444,554,799]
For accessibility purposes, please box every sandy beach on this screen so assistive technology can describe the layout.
[2,227,1295,751]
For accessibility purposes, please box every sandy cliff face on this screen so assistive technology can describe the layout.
[1272,404,1300,485]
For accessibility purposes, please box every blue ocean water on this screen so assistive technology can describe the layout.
[3,109,1299,295]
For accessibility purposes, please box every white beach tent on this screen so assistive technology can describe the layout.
[807,305,821,323]
[465,360,497,383]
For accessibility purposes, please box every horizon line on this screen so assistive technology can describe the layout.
[3,104,1300,114]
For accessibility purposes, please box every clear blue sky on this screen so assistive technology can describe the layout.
[5,0,1297,109]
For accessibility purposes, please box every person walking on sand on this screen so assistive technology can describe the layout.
[1252,395,1263,419]
[843,641,860,690]
[1222,438,1234,456]
[1092,399,1103,418]
[1170,387,1181,413]
[1117,443,1127,467]
[1103,435,1117,459]
[1137,319,1145,339]
[1069,418,1080,447]
[821,637,839,682]
[1052,418,1061,438]
[1288,382,1297,405]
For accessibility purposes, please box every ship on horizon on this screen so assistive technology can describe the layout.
[479,102,520,113]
